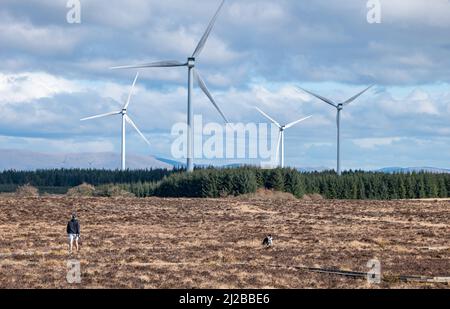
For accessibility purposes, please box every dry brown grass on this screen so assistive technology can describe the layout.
[302,194,325,201]
[15,184,39,198]
[0,196,448,289]
[96,185,135,198]
[236,189,298,202]
[67,183,95,197]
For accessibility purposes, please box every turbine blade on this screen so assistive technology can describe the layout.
[275,131,282,166]
[123,72,139,110]
[80,111,121,121]
[285,115,313,129]
[297,87,337,108]
[125,115,151,146]
[255,107,281,129]
[192,0,226,58]
[111,61,186,70]
[342,85,374,106]
[194,69,229,123]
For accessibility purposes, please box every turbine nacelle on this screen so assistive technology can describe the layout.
[187,57,196,68]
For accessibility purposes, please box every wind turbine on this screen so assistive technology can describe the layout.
[297,85,374,176]
[81,73,150,171]
[255,107,312,168]
[110,0,229,172]
[61,155,68,168]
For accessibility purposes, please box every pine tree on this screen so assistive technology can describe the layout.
[358,178,366,200]
[266,169,284,191]
[415,175,426,199]
[284,169,305,198]
[425,175,438,198]
[438,178,448,198]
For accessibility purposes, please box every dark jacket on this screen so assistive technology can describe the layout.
[67,219,80,235]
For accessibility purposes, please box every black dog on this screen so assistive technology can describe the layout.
[262,235,273,248]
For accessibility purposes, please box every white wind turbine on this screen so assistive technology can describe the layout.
[297,85,374,176]
[255,107,312,168]
[111,0,229,172]
[81,73,150,171]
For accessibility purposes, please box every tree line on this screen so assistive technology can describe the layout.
[1,168,449,200]
[114,168,449,200]
[0,169,177,187]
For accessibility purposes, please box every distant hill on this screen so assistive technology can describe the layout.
[295,166,450,174]
[377,167,450,174]
[298,167,331,173]
[0,149,172,171]
[155,157,186,169]
[1,149,449,174]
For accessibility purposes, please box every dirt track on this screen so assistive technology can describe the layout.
[0,196,448,289]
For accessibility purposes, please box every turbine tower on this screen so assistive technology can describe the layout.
[256,107,312,168]
[81,73,150,171]
[111,0,228,172]
[298,85,373,176]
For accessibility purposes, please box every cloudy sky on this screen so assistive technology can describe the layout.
[0,0,449,169]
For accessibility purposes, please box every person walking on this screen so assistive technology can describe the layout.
[67,214,80,254]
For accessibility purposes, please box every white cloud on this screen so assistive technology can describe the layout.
[304,142,333,149]
[352,137,403,149]
[0,135,115,153]
[43,139,115,153]
[0,72,84,104]
[381,0,450,27]
[0,14,82,54]
[83,0,153,29]
[228,1,287,24]
[379,88,440,116]
[408,89,440,115]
